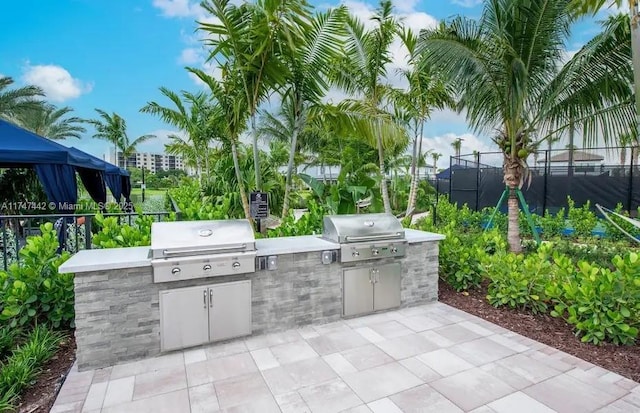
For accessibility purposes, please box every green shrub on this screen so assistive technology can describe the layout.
[0,326,21,361]
[268,199,326,237]
[0,325,64,411]
[548,238,632,268]
[567,197,597,238]
[601,203,640,242]
[547,252,640,345]
[539,208,565,238]
[92,213,154,248]
[0,223,73,328]
[169,180,235,221]
[484,243,552,314]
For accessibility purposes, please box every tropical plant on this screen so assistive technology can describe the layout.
[418,0,636,252]
[86,109,127,163]
[0,76,43,120]
[451,138,463,159]
[332,0,408,214]
[15,103,86,140]
[199,0,309,191]
[431,152,441,175]
[393,28,454,217]
[91,213,153,248]
[141,89,219,179]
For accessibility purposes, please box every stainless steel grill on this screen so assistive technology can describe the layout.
[151,220,256,283]
[322,213,406,263]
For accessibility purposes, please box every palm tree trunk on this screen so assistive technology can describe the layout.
[504,155,522,253]
[377,133,391,214]
[406,121,424,217]
[231,140,251,220]
[631,5,639,142]
[251,114,262,191]
[282,117,300,218]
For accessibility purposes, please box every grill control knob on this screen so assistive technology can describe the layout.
[232,261,241,269]
[203,264,212,271]
[352,251,360,257]
[371,249,379,256]
[171,267,181,275]
[390,246,398,253]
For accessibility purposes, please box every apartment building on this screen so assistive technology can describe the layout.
[108,150,185,173]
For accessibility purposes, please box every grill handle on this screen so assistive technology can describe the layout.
[345,233,403,242]
[162,244,247,257]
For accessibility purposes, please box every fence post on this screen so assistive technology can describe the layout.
[448,155,453,203]
[542,150,549,214]
[85,215,92,250]
[475,152,481,211]
[628,147,634,213]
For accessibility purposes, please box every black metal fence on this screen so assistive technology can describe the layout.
[445,146,640,215]
[0,212,172,271]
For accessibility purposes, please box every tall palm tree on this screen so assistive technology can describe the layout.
[120,133,156,169]
[0,76,43,120]
[272,6,347,218]
[86,110,127,166]
[16,104,86,140]
[393,28,455,217]
[418,0,635,252]
[431,152,442,176]
[451,138,463,159]
[189,67,253,220]
[141,90,219,179]
[332,0,406,214]
[199,0,309,192]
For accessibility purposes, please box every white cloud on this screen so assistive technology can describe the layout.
[178,48,202,65]
[152,0,203,18]
[21,63,92,102]
[451,0,483,8]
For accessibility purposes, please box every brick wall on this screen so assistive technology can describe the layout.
[73,241,439,371]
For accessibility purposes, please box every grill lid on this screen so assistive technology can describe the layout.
[322,213,405,244]
[151,220,255,259]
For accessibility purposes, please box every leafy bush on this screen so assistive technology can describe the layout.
[268,199,326,237]
[168,180,233,221]
[567,197,597,238]
[601,203,640,242]
[484,243,551,314]
[0,223,73,328]
[547,252,640,345]
[91,213,154,248]
[0,325,64,411]
[539,208,566,238]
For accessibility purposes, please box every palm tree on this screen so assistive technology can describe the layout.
[418,0,635,252]
[0,76,43,120]
[393,28,454,217]
[189,67,253,220]
[16,104,86,140]
[270,6,347,218]
[198,0,309,192]
[86,110,127,166]
[332,0,406,214]
[431,152,441,176]
[120,133,156,169]
[451,138,463,160]
[141,90,219,179]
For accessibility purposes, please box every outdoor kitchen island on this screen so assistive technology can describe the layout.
[59,214,444,371]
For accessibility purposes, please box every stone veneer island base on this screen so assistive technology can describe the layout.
[59,229,443,371]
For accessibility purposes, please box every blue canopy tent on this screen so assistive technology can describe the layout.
[67,147,130,204]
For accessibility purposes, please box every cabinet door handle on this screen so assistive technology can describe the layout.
[369,269,373,283]
[209,289,213,308]
[203,289,207,308]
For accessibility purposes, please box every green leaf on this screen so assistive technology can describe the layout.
[27,308,36,317]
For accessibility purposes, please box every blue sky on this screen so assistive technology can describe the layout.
[0,0,607,167]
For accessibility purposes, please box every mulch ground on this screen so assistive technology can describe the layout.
[15,334,76,413]
[438,278,640,383]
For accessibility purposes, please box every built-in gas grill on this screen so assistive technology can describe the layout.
[323,213,407,263]
[150,220,256,283]
[323,213,406,317]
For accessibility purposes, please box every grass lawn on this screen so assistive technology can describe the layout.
[130,188,167,197]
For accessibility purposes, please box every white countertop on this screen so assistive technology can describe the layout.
[405,229,446,243]
[58,246,152,274]
[59,230,444,274]
[255,235,338,256]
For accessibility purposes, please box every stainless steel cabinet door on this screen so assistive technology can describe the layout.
[209,280,252,342]
[343,268,374,317]
[373,263,401,311]
[160,286,209,351]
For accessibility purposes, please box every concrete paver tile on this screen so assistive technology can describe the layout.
[214,372,272,409]
[133,364,187,400]
[270,339,319,364]
[102,376,134,408]
[250,348,280,371]
[417,348,474,377]
[188,383,220,413]
[185,352,257,387]
[101,389,190,413]
[389,384,463,413]
[488,391,556,413]
[341,343,394,371]
[375,333,439,360]
[299,378,362,413]
[342,362,422,403]
[430,368,515,411]
[367,398,403,413]
[398,357,442,382]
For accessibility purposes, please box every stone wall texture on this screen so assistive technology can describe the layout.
[73,241,439,371]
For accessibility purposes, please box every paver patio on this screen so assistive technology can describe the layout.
[51,302,640,413]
